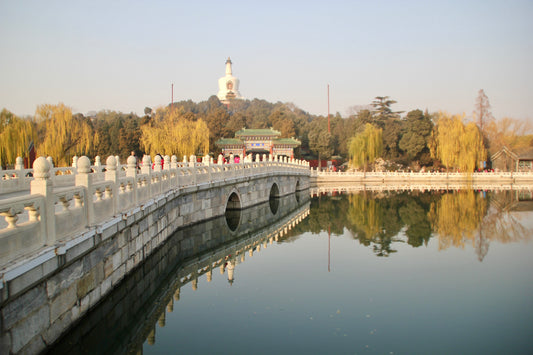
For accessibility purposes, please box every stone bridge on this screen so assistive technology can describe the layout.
[0,153,310,354]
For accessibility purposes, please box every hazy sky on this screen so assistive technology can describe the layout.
[1,0,531,121]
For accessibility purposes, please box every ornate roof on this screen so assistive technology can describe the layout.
[235,128,281,137]
[275,138,302,147]
[491,146,518,161]
[491,146,533,161]
[216,128,301,149]
[518,148,533,160]
[216,138,243,145]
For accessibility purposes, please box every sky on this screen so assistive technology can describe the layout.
[1,0,532,122]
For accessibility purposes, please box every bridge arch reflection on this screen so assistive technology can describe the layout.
[46,191,310,354]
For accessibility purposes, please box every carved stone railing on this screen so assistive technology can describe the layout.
[311,169,533,181]
[0,153,310,268]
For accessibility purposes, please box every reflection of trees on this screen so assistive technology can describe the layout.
[429,190,488,251]
[399,199,432,247]
[305,194,350,236]
[473,191,533,261]
[429,189,532,261]
[346,192,404,257]
[302,191,437,257]
[299,189,531,260]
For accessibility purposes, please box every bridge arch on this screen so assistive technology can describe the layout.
[295,180,301,203]
[226,189,242,211]
[225,190,242,231]
[269,182,280,215]
[269,182,280,198]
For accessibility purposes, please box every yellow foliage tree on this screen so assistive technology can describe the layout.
[430,112,486,172]
[0,109,35,167]
[428,190,488,250]
[140,107,209,158]
[347,193,382,238]
[34,103,95,166]
[348,123,383,171]
[484,117,532,154]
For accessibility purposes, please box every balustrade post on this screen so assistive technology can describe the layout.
[95,156,101,172]
[171,155,179,188]
[15,156,24,170]
[72,155,78,168]
[14,157,24,190]
[154,155,162,172]
[75,156,95,226]
[163,155,170,190]
[30,157,55,245]
[170,155,178,170]
[126,155,138,204]
[105,155,119,215]
[154,155,163,194]
[189,155,197,185]
[217,154,224,165]
[141,155,152,197]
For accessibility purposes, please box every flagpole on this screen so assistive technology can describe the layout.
[327,84,331,133]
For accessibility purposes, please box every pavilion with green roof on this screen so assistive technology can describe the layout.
[216,128,301,159]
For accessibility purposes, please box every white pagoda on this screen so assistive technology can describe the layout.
[217,57,243,104]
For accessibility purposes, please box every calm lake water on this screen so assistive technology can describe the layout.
[48,188,533,355]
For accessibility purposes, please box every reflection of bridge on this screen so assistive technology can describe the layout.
[0,154,310,354]
[47,194,310,353]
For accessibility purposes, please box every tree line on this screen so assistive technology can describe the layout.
[1,90,531,171]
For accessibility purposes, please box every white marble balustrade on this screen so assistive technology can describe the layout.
[0,153,310,267]
[311,168,533,181]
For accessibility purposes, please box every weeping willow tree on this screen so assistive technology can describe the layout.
[346,192,398,257]
[347,193,382,239]
[34,103,95,166]
[140,106,209,158]
[430,112,486,172]
[348,123,383,172]
[0,109,35,167]
[428,190,488,251]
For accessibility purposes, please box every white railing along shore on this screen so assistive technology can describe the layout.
[0,153,309,268]
[310,169,533,180]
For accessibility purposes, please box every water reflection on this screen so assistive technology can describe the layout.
[44,186,533,354]
[302,187,533,260]
[45,192,310,354]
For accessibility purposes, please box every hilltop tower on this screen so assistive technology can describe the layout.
[217,57,243,104]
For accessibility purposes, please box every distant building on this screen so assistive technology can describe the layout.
[216,128,301,159]
[517,148,533,171]
[491,146,533,172]
[217,57,243,104]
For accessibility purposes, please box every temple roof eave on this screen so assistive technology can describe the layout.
[215,138,243,146]
[274,138,302,147]
[235,128,281,138]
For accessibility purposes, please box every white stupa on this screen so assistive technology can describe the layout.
[217,57,243,103]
